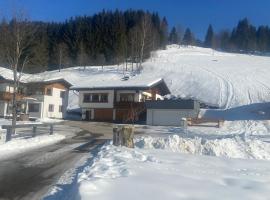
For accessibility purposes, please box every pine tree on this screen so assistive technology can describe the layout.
[230,18,257,52]
[160,17,168,48]
[169,27,179,44]
[182,28,194,45]
[204,24,215,48]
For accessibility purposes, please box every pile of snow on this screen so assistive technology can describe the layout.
[0,134,65,160]
[77,143,270,200]
[135,134,270,160]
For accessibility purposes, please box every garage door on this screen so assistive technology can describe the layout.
[94,109,113,121]
[152,110,181,126]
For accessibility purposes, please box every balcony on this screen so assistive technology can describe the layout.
[114,101,145,109]
[0,92,25,101]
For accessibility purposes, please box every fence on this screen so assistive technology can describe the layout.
[1,123,55,143]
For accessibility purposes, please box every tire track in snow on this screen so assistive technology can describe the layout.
[199,66,234,108]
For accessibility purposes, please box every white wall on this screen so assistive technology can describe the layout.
[79,90,114,109]
[42,88,68,119]
[147,109,199,126]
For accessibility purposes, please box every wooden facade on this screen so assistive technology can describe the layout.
[0,91,25,101]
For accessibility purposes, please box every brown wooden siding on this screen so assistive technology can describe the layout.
[115,109,129,122]
[0,92,24,101]
[44,83,67,90]
[94,109,113,121]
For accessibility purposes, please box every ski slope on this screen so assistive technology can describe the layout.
[143,45,270,108]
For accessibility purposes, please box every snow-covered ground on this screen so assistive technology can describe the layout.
[1,45,270,199]
[0,118,66,160]
[78,143,270,200]
[77,123,270,200]
[0,134,65,160]
[43,121,270,200]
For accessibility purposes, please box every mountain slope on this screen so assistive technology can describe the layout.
[1,45,270,110]
[143,45,270,108]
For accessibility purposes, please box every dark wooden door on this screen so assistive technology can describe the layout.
[85,110,91,121]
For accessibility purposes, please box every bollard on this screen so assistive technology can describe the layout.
[5,128,12,142]
[32,126,37,137]
[49,125,54,135]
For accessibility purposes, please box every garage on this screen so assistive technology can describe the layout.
[145,99,200,126]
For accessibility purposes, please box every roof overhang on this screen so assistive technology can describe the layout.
[145,99,198,109]
[71,78,171,96]
[25,78,73,88]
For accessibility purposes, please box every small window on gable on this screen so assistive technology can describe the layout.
[49,104,54,112]
[46,88,52,96]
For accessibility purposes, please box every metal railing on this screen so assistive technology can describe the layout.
[1,123,55,143]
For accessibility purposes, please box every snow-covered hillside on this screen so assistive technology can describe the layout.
[1,45,270,109]
[144,45,270,108]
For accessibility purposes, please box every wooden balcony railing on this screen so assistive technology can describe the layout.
[0,92,25,101]
[114,101,145,109]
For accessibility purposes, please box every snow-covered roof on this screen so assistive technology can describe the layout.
[71,77,171,95]
[0,67,72,87]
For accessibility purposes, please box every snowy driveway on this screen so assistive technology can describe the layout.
[0,123,108,200]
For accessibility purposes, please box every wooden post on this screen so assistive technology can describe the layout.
[32,125,37,137]
[113,125,134,148]
[49,124,54,135]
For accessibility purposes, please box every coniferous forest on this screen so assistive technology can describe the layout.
[0,9,269,73]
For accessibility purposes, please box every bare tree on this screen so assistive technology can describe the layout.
[78,42,89,71]
[0,11,36,135]
[57,42,69,72]
[128,26,140,71]
[138,13,152,70]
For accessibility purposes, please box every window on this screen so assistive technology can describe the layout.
[92,94,99,102]
[60,91,65,98]
[46,88,52,96]
[100,93,108,102]
[83,93,109,103]
[120,93,135,102]
[29,103,39,112]
[35,91,43,95]
[48,104,54,112]
[59,105,63,113]
[83,93,91,103]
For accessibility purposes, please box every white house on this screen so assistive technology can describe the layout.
[0,75,71,119]
[72,78,170,122]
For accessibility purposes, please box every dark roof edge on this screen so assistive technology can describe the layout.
[71,86,150,91]
[0,75,72,87]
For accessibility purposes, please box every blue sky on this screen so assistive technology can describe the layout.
[0,0,269,39]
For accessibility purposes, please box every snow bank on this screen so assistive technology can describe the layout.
[79,144,157,182]
[78,142,270,200]
[0,134,65,160]
[135,135,270,160]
